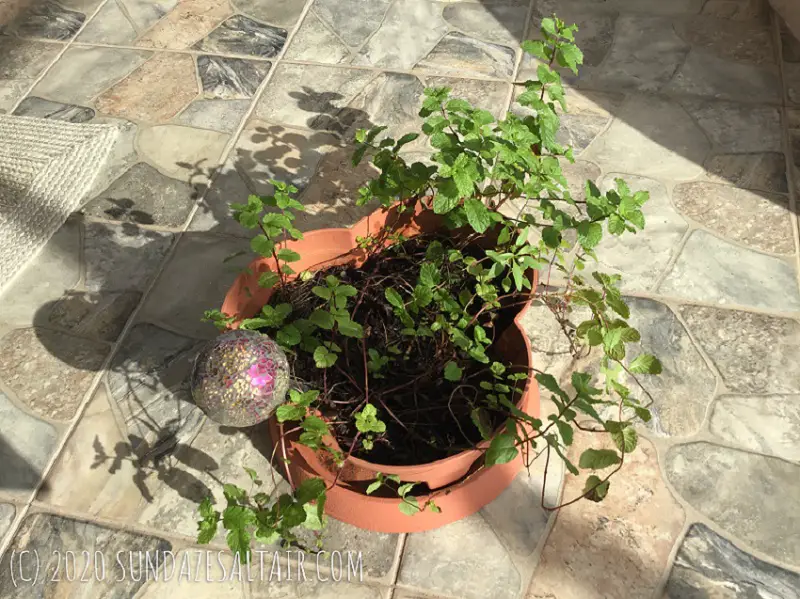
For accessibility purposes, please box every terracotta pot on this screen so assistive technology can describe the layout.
[221,203,540,533]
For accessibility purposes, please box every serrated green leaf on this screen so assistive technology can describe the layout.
[276,404,306,422]
[309,309,335,330]
[463,198,491,233]
[276,248,301,262]
[366,480,382,495]
[250,235,275,256]
[296,477,326,504]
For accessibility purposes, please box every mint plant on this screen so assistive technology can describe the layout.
[197,15,662,560]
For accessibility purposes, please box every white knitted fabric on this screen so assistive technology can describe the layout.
[0,114,118,291]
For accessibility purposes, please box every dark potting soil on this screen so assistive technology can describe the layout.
[266,233,525,466]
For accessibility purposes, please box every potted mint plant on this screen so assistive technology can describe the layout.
[198,16,661,559]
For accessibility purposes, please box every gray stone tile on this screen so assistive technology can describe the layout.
[251,579,384,598]
[527,436,685,599]
[666,523,800,598]
[255,64,422,141]
[678,306,800,395]
[84,115,139,200]
[709,394,800,462]
[423,75,510,118]
[673,182,793,254]
[296,519,400,580]
[136,124,230,182]
[39,385,149,517]
[119,0,178,32]
[76,0,137,44]
[623,298,717,436]
[0,513,171,598]
[443,3,527,46]
[84,221,174,293]
[789,63,800,105]
[658,230,800,312]
[0,328,107,421]
[0,35,53,76]
[416,32,516,78]
[284,11,352,64]
[138,233,252,339]
[6,0,85,41]
[516,88,624,154]
[0,80,27,114]
[0,217,81,328]
[197,55,271,100]
[480,450,564,564]
[589,175,689,292]
[233,0,305,28]
[254,63,374,131]
[136,550,243,598]
[667,50,782,103]
[704,152,788,195]
[287,140,382,231]
[230,121,342,196]
[355,0,448,70]
[83,163,199,227]
[398,514,521,599]
[313,0,393,47]
[194,15,287,58]
[175,98,250,133]
[13,96,95,122]
[0,504,14,539]
[583,15,689,93]
[187,156,255,236]
[680,100,782,153]
[32,46,152,105]
[46,289,142,343]
[701,0,769,22]
[536,0,704,16]
[104,322,206,468]
[675,16,774,64]
[666,442,800,566]
[582,95,710,181]
[0,390,59,493]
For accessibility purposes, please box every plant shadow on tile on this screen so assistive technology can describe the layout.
[19,89,379,523]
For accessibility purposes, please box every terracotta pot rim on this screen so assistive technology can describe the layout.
[222,203,537,476]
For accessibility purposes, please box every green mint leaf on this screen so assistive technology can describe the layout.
[444,361,463,381]
[578,448,621,470]
[296,477,326,504]
[611,426,638,454]
[399,497,420,516]
[385,288,405,309]
[485,431,518,466]
[250,235,275,256]
[309,309,335,330]
[463,198,491,233]
[276,404,306,423]
[276,248,301,262]
[583,475,610,502]
[366,480,382,495]
[629,354,663,375]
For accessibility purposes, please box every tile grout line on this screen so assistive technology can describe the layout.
[8,0,113,114]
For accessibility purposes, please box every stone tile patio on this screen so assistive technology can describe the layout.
[0,0,799,597]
